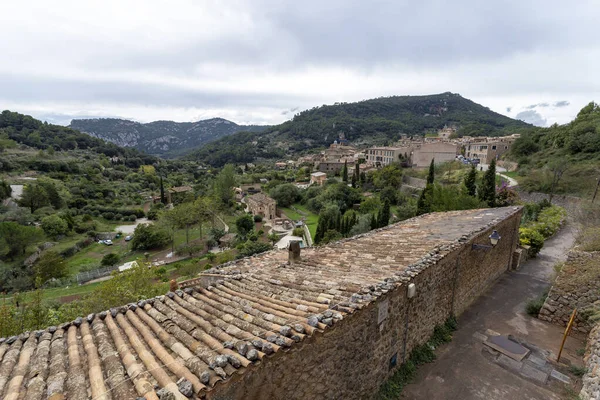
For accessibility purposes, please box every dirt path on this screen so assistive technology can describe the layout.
[401,224,583,400]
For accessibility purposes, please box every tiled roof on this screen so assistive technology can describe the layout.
[0,207,520,399]
[246,193,275,205]
[170,186,193,193]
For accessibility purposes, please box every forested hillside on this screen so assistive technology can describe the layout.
[0,110,157,167]
[186,92,530,166]
[70,117,268,157]
[509,102,600,196]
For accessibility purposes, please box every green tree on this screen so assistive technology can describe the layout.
[270,183,301,207]
[34,251,68,283]
[479,159,496,207]
[464,164,477,197]
[268,232,280,244]
[372,163,403,189]
[214,164,237,206]
[131,223,170,250]
[19,183,49,213]
[101,253,121,266]
[236,214,255,237]
[380,186,398,205]
[238,241,272,258]
[427,158,435,185]
[370,213,378,230]
[342,160,348,183]
[379,199,391,228]
[0,222,43,260]
[41,215,69,239]
[0,180,11,201]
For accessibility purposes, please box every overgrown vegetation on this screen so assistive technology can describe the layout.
[509,102,600,198]
[377,316,458,399]
[526,289,549,316]
[519,202,567,255]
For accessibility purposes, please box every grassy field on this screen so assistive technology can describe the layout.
[280,204,318,239]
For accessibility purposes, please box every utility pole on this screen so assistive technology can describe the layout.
[592,177,600,204]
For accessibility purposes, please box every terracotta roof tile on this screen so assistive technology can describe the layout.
[0,207,520,399]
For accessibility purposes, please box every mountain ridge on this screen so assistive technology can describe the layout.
[69,117,269,157]
[184,92,531,166]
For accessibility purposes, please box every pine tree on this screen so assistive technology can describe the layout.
[315,217,326,244]
[464,164,477,197]
[416,184,433,216]
[159,175,166,205]
[342,160,348,182]
[479,159,497,207]
[379,200,391,228]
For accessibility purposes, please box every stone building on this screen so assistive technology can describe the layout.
[0,207,522,400]
[246,193,277,220]
[310,171,327,186]
[411,142,460,168]
[464,136,516,164]
[365,146,408,167]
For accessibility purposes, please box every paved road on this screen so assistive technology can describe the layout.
[402,224,583,400]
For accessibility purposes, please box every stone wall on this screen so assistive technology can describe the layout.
[206,210,522,400]
[539,251,600,333]
[580,323,600,399]
[402,175,426,189]
[516,188,586,214]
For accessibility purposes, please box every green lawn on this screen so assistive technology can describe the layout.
[280,204,318,240]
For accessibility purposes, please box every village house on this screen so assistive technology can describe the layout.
[245,192,277,220]
[0,207,523,400]
[310,171,327,186]
[365,146,407,167]
[317,160,346,174]
[464,135,517,164]
[411,142,460,168]
[168,185,193,204]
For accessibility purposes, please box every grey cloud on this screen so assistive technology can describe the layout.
[525,102,550,109]
[554,100,570,107]
[516,110,547,126]
[0,74,310,110]
[506,107,512,113]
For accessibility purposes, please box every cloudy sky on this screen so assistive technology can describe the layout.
[0,0,597,127]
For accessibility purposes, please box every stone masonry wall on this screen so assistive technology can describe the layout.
[539,251,600,333]
[206,210,522,400]
[580,323,600,399]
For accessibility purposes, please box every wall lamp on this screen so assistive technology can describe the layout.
[472,230,501,250]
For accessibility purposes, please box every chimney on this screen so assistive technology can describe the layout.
[288,240,301,264]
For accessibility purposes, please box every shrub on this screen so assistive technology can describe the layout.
[519,227,545,255]
[534,206,567,238]
[525,290,548,316]
[101,253,120,266]
[253,215,263,222]
[292,227,305,237]
[102,212,115,220]
[41,214,70,239]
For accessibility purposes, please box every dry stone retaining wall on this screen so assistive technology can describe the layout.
[539,251,600,333]
[207,211,522,400]
[581,324,600,399]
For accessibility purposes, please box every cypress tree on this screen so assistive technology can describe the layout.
[464,164,477,197]
[370,213,378,230]
[159,175,166,205]
[416,184,433,216]
[427,158,435,185]
[342,161,348,183]
[479,159,497,207]
[379,199,391,228]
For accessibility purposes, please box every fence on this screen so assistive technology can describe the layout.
[76,265,119,284]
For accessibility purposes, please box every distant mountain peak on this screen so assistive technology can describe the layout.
[69,117,269,157]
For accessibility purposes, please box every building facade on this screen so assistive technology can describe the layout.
[246,193,277,220]
[411,142,460,168]
[365,147,408,167]
[310,171,327,186]
[464,136,516,164]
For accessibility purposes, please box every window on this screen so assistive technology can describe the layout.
[492,145,497,150]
